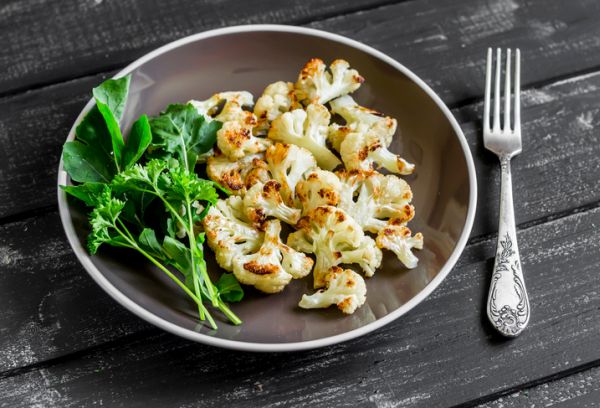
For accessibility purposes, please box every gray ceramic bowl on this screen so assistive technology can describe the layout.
[57,25,476,352]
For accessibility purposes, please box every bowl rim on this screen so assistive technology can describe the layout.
[57,24,477,352]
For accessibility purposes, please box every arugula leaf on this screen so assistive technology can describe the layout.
[149,103,222,172]
[216,273,244,303]
[122,115,152,170]
[60,182,106,206]
[92,76,131,170]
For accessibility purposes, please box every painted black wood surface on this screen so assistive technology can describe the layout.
[0,0,599,406]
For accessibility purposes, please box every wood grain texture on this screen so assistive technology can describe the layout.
[0,211,151,373]
[2,0,600,106]
[309,0,600,106]
[1,206,600,407]
[2,0,600,404]
[0,0,398,95]
[0,73,112,222]
[478,365,600,407]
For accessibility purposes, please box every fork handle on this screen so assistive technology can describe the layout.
[486,156,531,337]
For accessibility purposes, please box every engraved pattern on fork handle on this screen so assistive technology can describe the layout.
[487,156,530,337]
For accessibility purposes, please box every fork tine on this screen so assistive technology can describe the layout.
[493,48,501,132]
[484,48,492,131]
[504,49,512,131]
[514,49,521,132]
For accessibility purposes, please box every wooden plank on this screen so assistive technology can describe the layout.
[458,71,600,237]
[1,64,599,238]
[0,73,112,221]
[0,211,150,373]
[477,365,600,407]
[309,0,600,106]
[1,205,600,407]
[0,0,398,95]
[2,0,600,104]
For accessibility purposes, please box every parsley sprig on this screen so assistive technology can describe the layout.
[61,75,242,329]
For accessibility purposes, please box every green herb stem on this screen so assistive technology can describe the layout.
[114,221,217,330]
[217,300,242,326]
[186,201,218,307]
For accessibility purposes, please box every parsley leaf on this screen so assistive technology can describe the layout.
[87,186,129,254]
[166,166,219,208]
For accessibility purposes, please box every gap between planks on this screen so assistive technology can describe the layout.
[453,357,600,407]
[0,0,412,100]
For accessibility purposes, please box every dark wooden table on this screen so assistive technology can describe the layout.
[1,0,599,406]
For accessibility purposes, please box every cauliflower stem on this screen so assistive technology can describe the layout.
[268,104,341,170]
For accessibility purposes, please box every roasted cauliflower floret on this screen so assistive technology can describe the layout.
[243,157,271,191]
[268,103,341,171]
[327,124,356,153]
[243,180,302,228]
[376,221,424,269]
[339,127,415,175]
[254,81,300,134]
[265,143,317,206]
[299,267,367,314]
[206,151,270,195]
[328,95,397,150]
[204,91,271,161]
[217,119,271,161]
[338,235,382,278]
[214,93,254,124]
[189,91,254,118]
[295,169,342,214]
[337,170,415,233]
[295,59,364,105]
[288,206,371,288]
[203,196,263,271]
[233,220,313,294]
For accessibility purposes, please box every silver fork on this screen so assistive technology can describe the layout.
[484,48,530,337]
